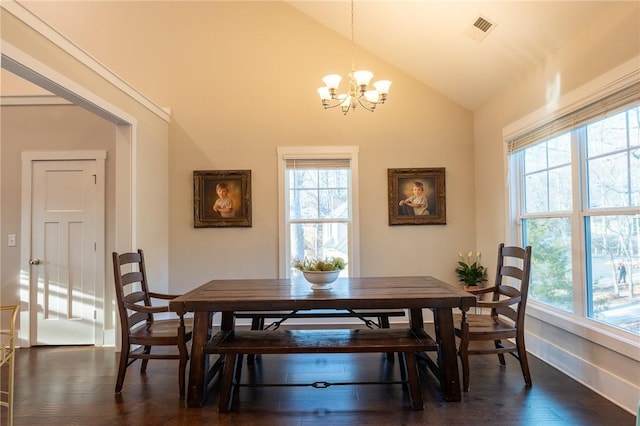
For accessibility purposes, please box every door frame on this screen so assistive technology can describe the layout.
[21,151,107,346]
[3,41,138,349]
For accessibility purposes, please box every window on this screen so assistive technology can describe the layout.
[509,83,640,337]
[277,146,359,278]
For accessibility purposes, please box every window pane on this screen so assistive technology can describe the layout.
[290,169,317,189]
[586,112,628,157]
[525,171,548,213]
[319,168,349,188]
[586,214,639,335]
[547,134,572,168]
[587,152,629,208]
[288,168,350,220]
[524,217,573,312]
[289,222,349,272]
[289,189,319,219]
[524,143,548,174]
[524,134,572,214]
[548,165,572,211]
[318,189,348,219]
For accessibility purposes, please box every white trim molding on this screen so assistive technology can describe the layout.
[0,95,71,106]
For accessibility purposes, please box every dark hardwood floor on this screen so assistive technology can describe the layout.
[2,334,635,425]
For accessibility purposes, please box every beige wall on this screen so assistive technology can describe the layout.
[20,1,477,291]
[473,2,639,413]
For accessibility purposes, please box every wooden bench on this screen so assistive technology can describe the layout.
[235,309,406,361]
[206,328,438,412]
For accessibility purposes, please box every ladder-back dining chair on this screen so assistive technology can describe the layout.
[454,243,533,391]
[112,249,192,397]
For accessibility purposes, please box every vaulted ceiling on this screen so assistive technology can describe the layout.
[288,1,630,110]
[2,1,633,111]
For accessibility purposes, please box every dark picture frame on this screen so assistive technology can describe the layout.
[193,170,252,228]
[388,167,446,225]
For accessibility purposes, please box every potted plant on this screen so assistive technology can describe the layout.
[292,256,346,289]
[455,251,487,289]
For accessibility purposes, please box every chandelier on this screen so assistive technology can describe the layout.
[316,0,391,115]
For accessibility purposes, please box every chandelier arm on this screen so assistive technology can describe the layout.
[321,99,351,110]
[355,96,376,112]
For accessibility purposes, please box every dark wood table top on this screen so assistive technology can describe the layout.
[170,276,476,314]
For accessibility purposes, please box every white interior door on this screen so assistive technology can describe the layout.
[29,159,99,345]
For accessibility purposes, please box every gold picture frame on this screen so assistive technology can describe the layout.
[388,167,446,226]
[193,170,252,228]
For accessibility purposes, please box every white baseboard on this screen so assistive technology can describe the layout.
[526,330,639,415]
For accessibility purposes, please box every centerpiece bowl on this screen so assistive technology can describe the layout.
[302,270,340,290]
[292,256,346,291]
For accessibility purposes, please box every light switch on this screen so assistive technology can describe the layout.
[8,234,16,247]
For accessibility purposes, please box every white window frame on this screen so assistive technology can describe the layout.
[503,58,640,360]
[277,146,360,278]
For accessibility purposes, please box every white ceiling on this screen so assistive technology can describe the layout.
[288,1,628,111]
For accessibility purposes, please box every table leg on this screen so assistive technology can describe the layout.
[433,307,461,401]
[187,311,211,407]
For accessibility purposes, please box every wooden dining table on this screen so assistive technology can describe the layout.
[170,275,476,408]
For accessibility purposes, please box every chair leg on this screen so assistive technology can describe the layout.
[459,338,471,392]
[177,324,189,398]
[178,350,188,398]
[495,340,506,365]
[517,339,533,387]
[115,345,130,394]
[140,346,151,372]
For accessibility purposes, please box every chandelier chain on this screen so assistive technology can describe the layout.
[351,0,355,73]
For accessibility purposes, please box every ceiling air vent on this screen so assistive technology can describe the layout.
[464,15,496,43]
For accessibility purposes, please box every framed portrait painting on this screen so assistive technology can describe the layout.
[388,167,446,225]
[193,170,252,228]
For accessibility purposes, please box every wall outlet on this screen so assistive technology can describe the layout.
[8,234,16,247]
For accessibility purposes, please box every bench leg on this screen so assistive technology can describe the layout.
[403,352,424,410]
[218,354,241,413]
[247,317,262,363]
[398,351,407,388]
[234,354,244,393]
[379,315,395,361]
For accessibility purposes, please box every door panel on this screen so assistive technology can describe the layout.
[30,160,97,345]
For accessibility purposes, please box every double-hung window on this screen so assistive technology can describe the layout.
[508,82,640,338]
[277,146,359,278]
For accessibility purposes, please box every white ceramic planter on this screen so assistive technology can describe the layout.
[302,270,340,290]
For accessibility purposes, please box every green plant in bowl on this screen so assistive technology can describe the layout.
[292,256,346,289]
[291,256,346,272]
